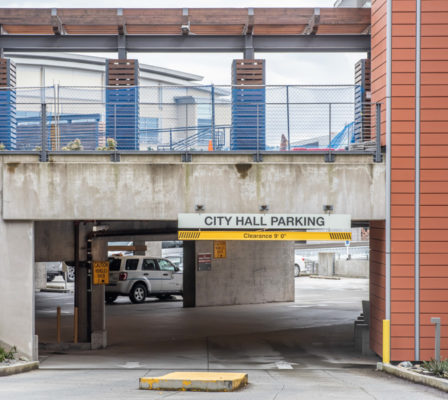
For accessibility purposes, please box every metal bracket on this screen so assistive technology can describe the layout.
[374,152,383,163]
[244,34,254,59]
[181,8,190,35]
[303,8,320,35]
[182,153,192,162]
[51,9,66,36]
[110,152,120,162]
[253,153,263,162]
[324,153,335,163]
[117,34,126,59]
[430,317,441,361]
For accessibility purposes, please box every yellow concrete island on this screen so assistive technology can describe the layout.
[139,372,248,392]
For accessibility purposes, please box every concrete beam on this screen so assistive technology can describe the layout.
[1,154,385,221]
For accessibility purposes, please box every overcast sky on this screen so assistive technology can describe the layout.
[1,0,367,85]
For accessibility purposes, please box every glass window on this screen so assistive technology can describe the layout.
[109,258,122,271]
[158,259,175,271]
[125,259,139,271]
[142,259,158,271]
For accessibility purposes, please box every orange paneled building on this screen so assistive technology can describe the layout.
[371,0,448,361]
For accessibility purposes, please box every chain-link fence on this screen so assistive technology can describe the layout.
[0,85,381,159]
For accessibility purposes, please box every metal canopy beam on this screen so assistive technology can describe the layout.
[0,34,370,53]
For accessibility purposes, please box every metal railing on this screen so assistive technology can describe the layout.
[0,85,383,162]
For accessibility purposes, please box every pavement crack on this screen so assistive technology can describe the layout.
[272,384,285,400]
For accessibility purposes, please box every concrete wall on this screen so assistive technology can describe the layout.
[0,220,36,360]
[34,262,47,290]
[195,241,294,306]
[335,259,369,278]
[317,253,335,276]
[1,154,385,221]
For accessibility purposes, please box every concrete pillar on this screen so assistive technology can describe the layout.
[90,238,107,349]
[195,240,294,306]
[75,222,94,343]
[0,58,17,150]
[183,241,196,308]
[231,59,266,150]
[133,240,146,256]
[34,262,47,290]
[0,220,36,360]
[318,253,336,276]
[145,241,162,257]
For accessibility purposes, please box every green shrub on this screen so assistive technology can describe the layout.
[97,138,117,151]
[422,358,448,378]
[0,143,6,151]
[62,139,83,151]
[0,345,16,362]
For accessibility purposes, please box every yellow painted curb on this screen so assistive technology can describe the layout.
[139,371,248,392]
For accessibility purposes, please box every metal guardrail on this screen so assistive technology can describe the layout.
[0,85,383,163]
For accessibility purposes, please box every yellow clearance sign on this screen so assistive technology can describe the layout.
[214,241,227,258]
[93,261,109,285]
[179,231,351,241]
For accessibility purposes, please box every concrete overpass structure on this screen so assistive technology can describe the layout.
[0,152,384,359]
[1,2,448,365]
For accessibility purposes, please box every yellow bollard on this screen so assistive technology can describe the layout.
[56,306,61,344]
[383,319,390,364]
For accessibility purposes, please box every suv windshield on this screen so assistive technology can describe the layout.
[158,259,176,271]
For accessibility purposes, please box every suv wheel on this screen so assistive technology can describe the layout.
[294,264,300,277]
[130,283,147,304]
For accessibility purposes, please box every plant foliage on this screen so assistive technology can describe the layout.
[62,138,84,151]
[422,358,448,378]
[0,345,17,362]
[97,138,118,151]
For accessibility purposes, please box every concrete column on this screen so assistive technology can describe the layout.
[90,237,108,349]
[133,240,146,255]
[195,240,294,306]
[318,253,336,276]
[34,262,47,290]
[75,222,93,343]
[0,220,36,360]
[183,241,196,308]
[145,241,162,257]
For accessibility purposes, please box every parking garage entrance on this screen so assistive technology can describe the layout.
[33,216,375,371]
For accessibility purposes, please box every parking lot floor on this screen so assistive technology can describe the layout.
[2,278,445,399]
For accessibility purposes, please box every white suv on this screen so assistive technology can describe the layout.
[105,256,183,304]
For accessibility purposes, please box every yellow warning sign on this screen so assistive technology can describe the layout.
[214,241,227,258]
[93,261,109,285]
[179,231,352,241]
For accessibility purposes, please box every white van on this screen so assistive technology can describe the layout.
[105,256,183,304]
